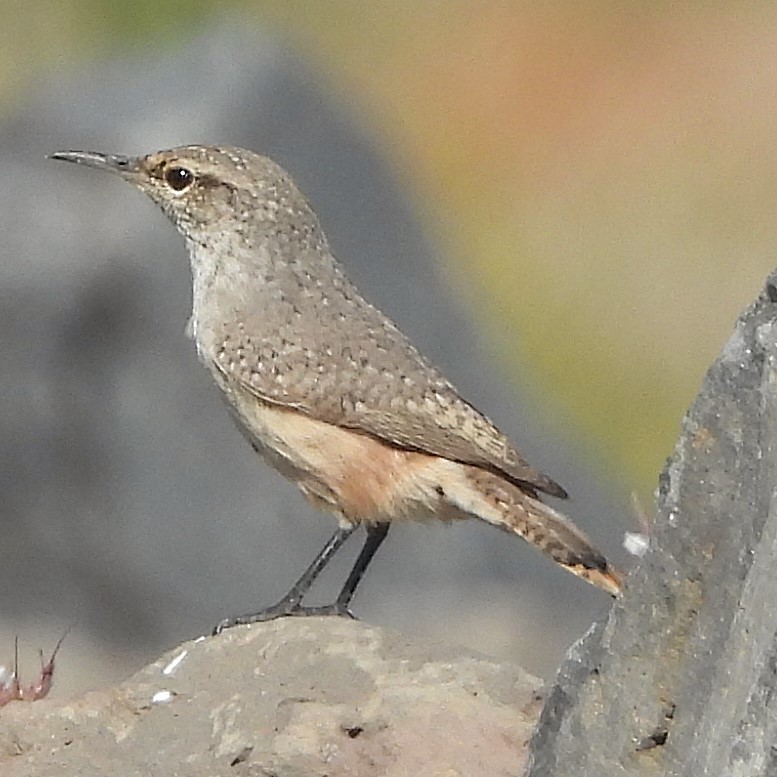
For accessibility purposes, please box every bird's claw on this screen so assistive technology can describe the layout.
[212,600,356,635]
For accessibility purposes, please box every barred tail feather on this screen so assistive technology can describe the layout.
[445,465,624,597]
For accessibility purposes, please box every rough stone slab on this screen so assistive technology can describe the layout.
[0,618,542,776]
[529,272,777,776]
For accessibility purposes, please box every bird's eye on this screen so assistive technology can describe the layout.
[164,166,194,191]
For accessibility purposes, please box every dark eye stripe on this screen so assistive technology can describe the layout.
[164,166,194,191]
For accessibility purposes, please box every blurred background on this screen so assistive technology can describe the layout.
[2,2,777,696]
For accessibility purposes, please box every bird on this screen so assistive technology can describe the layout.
[50,145,623,632]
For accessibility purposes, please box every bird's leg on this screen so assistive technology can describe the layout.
[213,525,356,634]
[295,522,391,619]
[337,522,390,608]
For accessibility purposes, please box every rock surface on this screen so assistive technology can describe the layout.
[529,272,777,775]
[0,618,542,776]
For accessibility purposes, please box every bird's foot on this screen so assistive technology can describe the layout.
[212,600,355,635]
[291,602,356,619]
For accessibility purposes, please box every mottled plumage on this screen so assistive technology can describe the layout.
[51,145,623,626]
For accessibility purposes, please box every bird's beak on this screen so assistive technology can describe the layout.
[49,150,141,178]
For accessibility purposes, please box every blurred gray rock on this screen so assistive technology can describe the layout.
[0,20,624,684]
[529,272,777,775]
[0,619,542,776]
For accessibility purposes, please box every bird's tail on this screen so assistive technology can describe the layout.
[450,466,623,596]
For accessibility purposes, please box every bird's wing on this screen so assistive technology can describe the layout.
[210,310,567,499]
[337,380,568,499]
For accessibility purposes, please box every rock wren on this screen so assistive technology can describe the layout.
[51,145,623,630]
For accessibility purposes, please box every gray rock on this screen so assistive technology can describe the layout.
[0,618,542,776]
[529,272,777,775]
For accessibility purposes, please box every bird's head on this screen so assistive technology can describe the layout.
[50,145,323,251]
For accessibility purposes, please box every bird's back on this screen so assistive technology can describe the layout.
[189,232,567,500]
